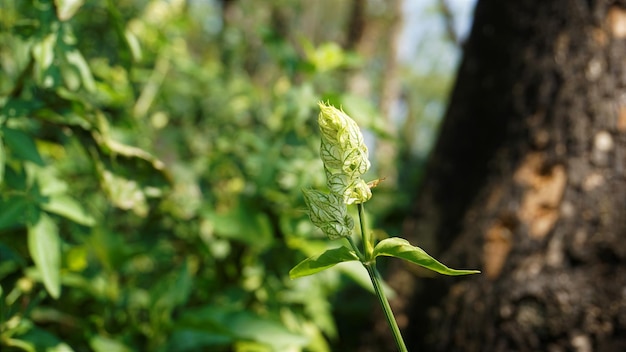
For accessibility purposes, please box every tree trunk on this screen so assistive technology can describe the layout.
[390,0,626,351]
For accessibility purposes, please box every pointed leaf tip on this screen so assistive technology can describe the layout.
[373,237,480,276]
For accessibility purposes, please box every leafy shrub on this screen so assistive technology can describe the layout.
[0,1,384,351]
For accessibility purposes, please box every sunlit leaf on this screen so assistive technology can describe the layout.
[55,0,85,21]
[24,164,68,197]
[65,49,96,92]
[9,325,73,352]
[4,338,36,352]
[175,305,308,350]
[99,168,148,217]
[91,116,171,190]
[289,246,359,279]
[175,305,308,351]
[27,213,61,298]
[303,41,345,72]
[65,246,88,272]
[2,127,45,165]
[89,335,132,352]
[373,237,481,276]
[233,340,273,351]
[97,136,166,172]
[229,311,308,349]
[41,194,95,226]
[31,32,57,85]
[124,28,142,62]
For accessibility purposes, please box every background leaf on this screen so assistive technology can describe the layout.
[98,168,148,217]
[167,329,232,352]
[0,137,5,184]
[89,335,132,352]
[41,194,95,226]
[27,213,61,298]
[174,305,308,350]
[373,237,480,276]
[64,49,96,92]
[55,0,85,21]
[10,326,73,352]
[227,311,308,350]
[0,1,466,350]
[2,127,45,166]
[0,197,30,230]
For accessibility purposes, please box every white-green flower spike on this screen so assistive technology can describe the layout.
[317,102,370,177]
[317,101,372,204]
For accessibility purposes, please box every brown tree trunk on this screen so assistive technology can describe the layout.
[385,0,626,351]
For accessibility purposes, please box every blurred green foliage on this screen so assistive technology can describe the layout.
[0,0,458,350]
[0,0,391,351]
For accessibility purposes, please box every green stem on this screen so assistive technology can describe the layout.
[346,236,364,261]
[365,263,408,352]
[357,203,373,260]
[357,203,407,352]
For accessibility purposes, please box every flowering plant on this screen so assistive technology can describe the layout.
[290,102,480,351]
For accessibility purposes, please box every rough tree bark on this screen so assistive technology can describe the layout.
[380,0,626,351]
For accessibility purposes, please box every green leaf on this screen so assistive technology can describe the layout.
[92,121,166,173]
[55,0,85,21]
[65,49,96,92]
[4,338,36,352]
[27,213,61,298]
[2,127,45,166]
[124,28,142,62]
[32,32,57,85]
[0,243,26,280]
[203,201,273,249]
[289,246,359,279]
[41,194,95,226]
[29,165,68,196]
[1,98,43,121]
[167,329,232,352]
[0,197,31,230]
[226,312,308,349]
[152,259,195,313]
[304,42,346,72]
[9,326,73,352]
[0,136,5,185]
[373,237,481,276]
[99,168,148,217]
[174,305,307,350]
[89,335,132,352]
